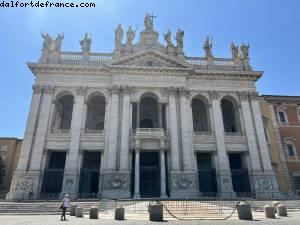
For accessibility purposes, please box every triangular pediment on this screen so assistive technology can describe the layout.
[110,49,191,69]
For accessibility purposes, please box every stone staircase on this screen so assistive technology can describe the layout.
[0,200,103,215]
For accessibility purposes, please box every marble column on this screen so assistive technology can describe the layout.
[250,93,273,172]
[179,88,193,171]
[15,85,42,171]
[158,103,162,128]
[168,88,180,171]
[61,87,85,198]
[250,92,279,197]
[160,150,167,197]
[106,87,120,170]
[134,149,140,198]
[209,91,234,197]
[120,87,131,171]
[136,102,140,129]
[239,92,262,172]
[29,86,54,199]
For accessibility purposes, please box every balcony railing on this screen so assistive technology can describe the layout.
[83,129,105,134]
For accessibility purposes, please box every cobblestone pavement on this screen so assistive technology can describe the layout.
[0,211,300,225]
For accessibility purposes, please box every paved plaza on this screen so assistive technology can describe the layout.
[0,211,300,225]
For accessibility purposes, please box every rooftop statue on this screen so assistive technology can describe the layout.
[240,43,249,60]
[115,24,123,48]
[54,33,64,51]
[126,26,136,46]
[144,12,154,31]
[176,29,184,49]
[164,30,173,47]
[80,33,92,53]
[230,42,239,60]
[41,32,64,52]
[203,36,213,58]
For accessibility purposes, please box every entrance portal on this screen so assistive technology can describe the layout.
[41,151,66,194]
[196,153,218,196]
[78,152,101,198]
[140,152,160,198]
[229,153,251,194]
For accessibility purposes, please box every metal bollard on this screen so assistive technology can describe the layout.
[70,204,78,216]
[272,201,281,213]
[149,204,163,222]
[75,207,84,217]
[115,207,125,220]
[277,204,287,217]
[264,205,275,218]
[237,201,253,220]
[89,206,99,219]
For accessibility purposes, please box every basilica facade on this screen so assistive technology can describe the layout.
[8,15,279,200]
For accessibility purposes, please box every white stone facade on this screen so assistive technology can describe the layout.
[7,16,279,200]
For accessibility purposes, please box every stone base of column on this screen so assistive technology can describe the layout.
[6,170,41,200]
[217,171,235,198]
[101,170,131,199]
[251,171,281,199]
[60,171,79,200]
[169,170,198,198]
[133,193,140,199]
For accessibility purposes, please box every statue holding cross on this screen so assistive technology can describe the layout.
[144,12,156,31]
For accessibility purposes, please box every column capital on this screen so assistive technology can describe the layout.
[42,85,55,95]
[239,92,249,101]
[121,86,133,95]
[209,91,220,100]
[167,87,177,96]
[76,86,86,96]
[178,87,190,97]
[249,91,259,100]
[32,84,42,94]
[109,85,120,95]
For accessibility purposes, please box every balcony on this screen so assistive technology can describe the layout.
[131,128,168,150]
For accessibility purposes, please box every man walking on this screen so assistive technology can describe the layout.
[61,194,70,221]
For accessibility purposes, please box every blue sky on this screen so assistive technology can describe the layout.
[0,0,299,138]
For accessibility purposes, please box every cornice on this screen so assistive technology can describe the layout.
[27,63,111,76]
[190,70,263,81]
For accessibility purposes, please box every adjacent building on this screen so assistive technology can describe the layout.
[263,95,300,196]
[7,15,279,200]
[0,138,22,195]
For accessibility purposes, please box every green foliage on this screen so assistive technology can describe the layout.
[0,156,5,189]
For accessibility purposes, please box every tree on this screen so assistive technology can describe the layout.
[0,156,5,189]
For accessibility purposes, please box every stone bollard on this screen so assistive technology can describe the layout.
[70,204,78,216]
[115,207,125,220]
[75,207,84,217]
[149,204,163,222]
[272,201,281,213]
[237,201,252,220]
[277,204,288,217]
[264,205,275,218]
[89,206,99,219]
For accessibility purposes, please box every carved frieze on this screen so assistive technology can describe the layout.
[14,180,34,191]
[103,173,129,189]
[249,91,259,100]
[171,173,196,189]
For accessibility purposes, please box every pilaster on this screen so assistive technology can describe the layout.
[209,91,234,197]
[61,87,86,198]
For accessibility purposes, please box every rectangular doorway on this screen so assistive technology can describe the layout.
[140,152,160,198]
[78,151,101,198]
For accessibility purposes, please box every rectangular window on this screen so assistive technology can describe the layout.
[287,144,295,156]
[279,112,286,123]
[294,176,300,191]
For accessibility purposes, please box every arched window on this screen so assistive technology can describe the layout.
[52,95,74,130]
[86,95,106,130]
[221,98,240,133]
[192,97,210,132]
[139,96,158,128]
[284,137,297,159]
